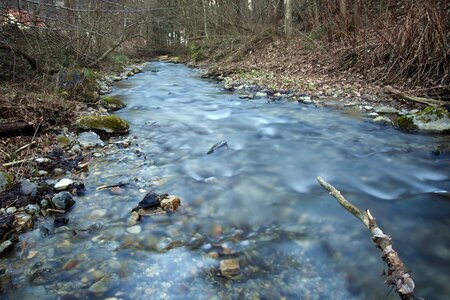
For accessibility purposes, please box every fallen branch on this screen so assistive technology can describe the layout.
[317,176,415,300]
[2,158,34,167]
[384,85,447,107]
[96,182,129,191]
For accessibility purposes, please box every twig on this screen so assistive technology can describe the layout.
[96,182,129,191]
[317,176,415,300]
[14,141,37,154]
[2,158,35,167]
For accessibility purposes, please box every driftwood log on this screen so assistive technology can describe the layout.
[317,177,415,300]
[384,85,447,107]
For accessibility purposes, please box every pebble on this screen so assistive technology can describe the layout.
[24,204,40,215]
[160,195,181,212]
[21,180,37,196]
[373,116,392,125]
[91,209,107,218]
[127,225,142,234]
[15,213,33,230]
[51,192,75,210]
[40,199,49,209]
[409,109,419,114]
[38,170,48,176]
[220,259,240,277]
[6,207,16,214]
[363,105,373,111]
[27,250,39,259]
[54,178,74,190]
[35,157,51,163]
[54,168,65,175]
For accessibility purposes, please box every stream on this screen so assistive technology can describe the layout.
[3,62,450,300]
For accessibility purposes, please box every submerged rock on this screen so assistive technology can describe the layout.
[160,195,181,212]
[15,213,33,232]
[131,192,181,217]
[132,192,162,212]
[220,259,240,277]
[78,115,129,134]
[51,192,75,211]
[0,171,13,193]
[78,131,105,148]
[101,96,126,111]
[398,106,450,133]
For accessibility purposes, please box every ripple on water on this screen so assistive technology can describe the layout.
[205,109,231,120]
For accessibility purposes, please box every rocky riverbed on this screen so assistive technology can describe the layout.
[0,61,449,299]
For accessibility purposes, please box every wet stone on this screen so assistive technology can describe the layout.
[127,225,142,234]
[40,199,49,209]
[78,131,105,148]
[21,180,37,196]
[54,217,69,227]
[15,213,33,231]
[373,116,392,125]
[54,178,74,191]
[375,106,398,114]
[220,259,240,277]
[25,204,40,215]
[51,192,75,211]
[6,207,16,214]
[160,195,181,212]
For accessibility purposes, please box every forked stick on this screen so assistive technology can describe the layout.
[317,176,415,300]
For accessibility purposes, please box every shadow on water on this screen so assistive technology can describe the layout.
[3,62,450,300]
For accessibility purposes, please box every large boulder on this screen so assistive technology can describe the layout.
[78,115,129,134]
[0,171,13,193]
[398,106,450,133]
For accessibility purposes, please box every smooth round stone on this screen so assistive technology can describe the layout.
[126,225,142,234]
[54,178,74,191]
[6,207,16,214]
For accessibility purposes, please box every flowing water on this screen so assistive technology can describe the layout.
[3,62,450,300]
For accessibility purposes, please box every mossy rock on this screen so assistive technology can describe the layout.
[0,171,14,193]
[397,116,417,132]
[397,106,450,133]
[78,115,129,134]
[101,96,126,111]
[56,135,72,147]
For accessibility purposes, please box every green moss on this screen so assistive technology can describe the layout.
[397,116,417,132]
[78,115,129,134]
[0,171,14,193]
[420,106,448,119]
[56,135,71,147]
[101,96,126,111]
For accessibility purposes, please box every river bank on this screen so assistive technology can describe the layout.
[0,62,147,257]
[184,38,450,135]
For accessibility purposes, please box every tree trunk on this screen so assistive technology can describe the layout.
[284,0,294,39]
